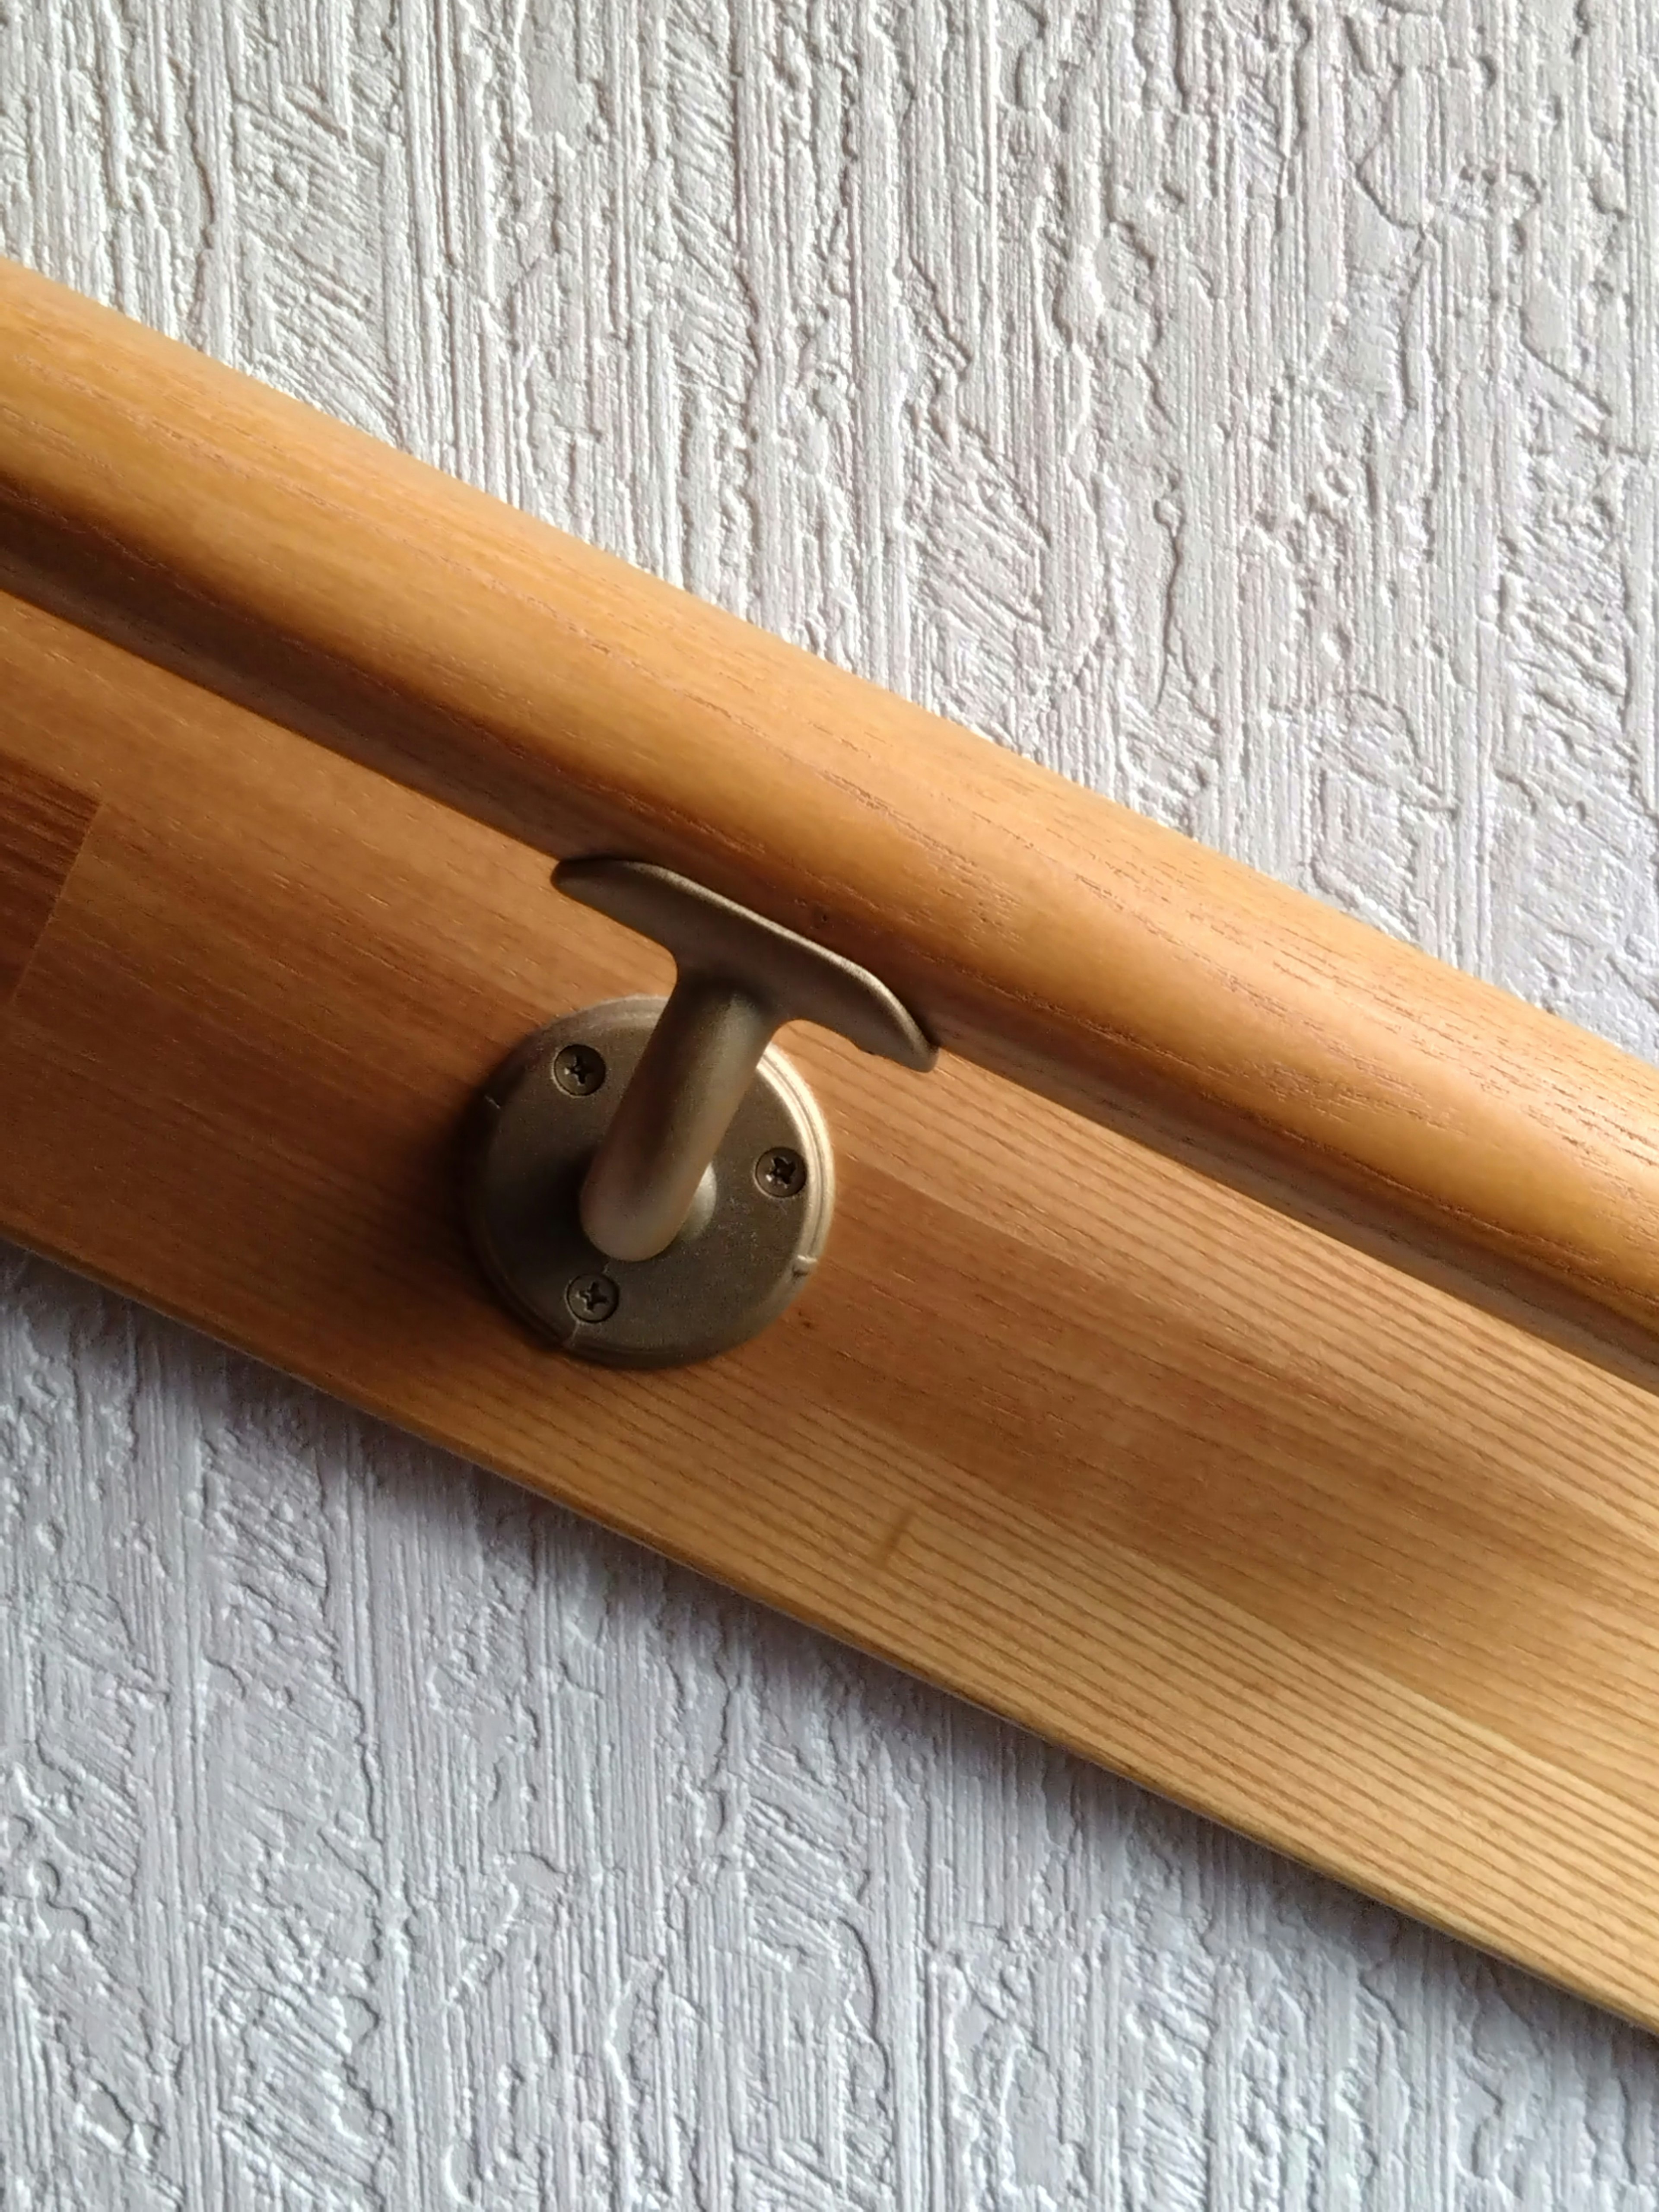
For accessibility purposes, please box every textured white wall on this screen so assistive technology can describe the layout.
[3,3,1658,2205]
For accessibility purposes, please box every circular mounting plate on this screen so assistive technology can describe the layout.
[463,998,834,1368]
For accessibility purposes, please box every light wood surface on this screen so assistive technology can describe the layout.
[5,587,1659,2028]
[7,261,1659,1341]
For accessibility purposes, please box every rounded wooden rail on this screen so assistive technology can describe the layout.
[5,253,1659,1331]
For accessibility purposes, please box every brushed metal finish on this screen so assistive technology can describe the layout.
[557,860,933,1263]
[465,996,833,1367]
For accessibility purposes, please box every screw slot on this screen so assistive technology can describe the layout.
[565,1273,619,1323]
[755,1146,807,1199]
[553,1044,607,1097]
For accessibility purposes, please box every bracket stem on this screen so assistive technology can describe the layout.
[578,976,777,1262]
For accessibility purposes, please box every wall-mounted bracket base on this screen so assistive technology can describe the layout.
[463,997,834,1367]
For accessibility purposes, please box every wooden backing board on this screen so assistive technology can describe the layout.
[4,587,1659,2029]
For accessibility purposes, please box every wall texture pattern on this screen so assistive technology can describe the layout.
[3,3,1659,2205]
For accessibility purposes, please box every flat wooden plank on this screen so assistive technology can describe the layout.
[3,590,1659,2028]
[0,750,97,1005]
[7,256,1659,1337]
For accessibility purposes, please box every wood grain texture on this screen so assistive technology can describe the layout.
[6,585,1659,2035]
[0,751,96,1005]
[8,260,1659,1349]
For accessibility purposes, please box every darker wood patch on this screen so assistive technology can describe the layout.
[0,751,98,1007]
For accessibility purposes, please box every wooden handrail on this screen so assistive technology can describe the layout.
[5,253,1659,1329]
